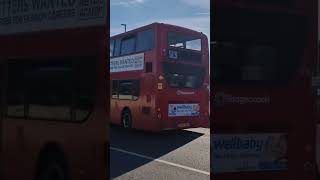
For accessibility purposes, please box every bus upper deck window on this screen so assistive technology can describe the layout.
[168,32,202,51]
[114,39,121,57]
[186,39,201,51]
[110,40,115,57]
[136,29,155,52]
[120,36,136,55]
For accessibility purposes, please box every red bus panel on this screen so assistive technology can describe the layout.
[212,0,317,179]
[0,1,108,179]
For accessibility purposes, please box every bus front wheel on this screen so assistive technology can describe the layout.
[122,109,132,129]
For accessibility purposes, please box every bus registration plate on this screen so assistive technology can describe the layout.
[168,104,200,117]
[178,123,190,128]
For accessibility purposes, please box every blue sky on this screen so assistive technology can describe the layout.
[110,0,210,41]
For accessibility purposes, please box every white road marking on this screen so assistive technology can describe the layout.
[110,146,210,176]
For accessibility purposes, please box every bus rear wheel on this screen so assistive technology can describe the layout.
[122,109,132,129]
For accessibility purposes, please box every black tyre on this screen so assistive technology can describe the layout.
[121,109,132,129]
[37,154,66,180]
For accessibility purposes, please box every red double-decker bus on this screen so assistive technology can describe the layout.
[110,23,209,132]
[212,0,317,179]
[0,1,108,180]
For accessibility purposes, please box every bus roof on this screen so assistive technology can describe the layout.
[110,22,205,39]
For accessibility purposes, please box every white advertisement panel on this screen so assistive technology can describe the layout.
[212,133,288,173]
[0,0,106,35]
[168,103,200,117]
[110,53,144,73]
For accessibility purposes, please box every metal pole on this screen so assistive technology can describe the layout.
[121,24,127,32]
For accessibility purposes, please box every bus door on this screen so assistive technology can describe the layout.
[142,73,156,130]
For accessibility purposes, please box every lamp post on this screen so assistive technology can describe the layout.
[121,24,127,32]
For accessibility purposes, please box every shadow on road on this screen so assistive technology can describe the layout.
[110,125,206,179]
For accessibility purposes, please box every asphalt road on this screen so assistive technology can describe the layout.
[110,126,210,180]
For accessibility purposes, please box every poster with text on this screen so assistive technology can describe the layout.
[168,104,200,117]
[212,133,288,173]
[110,53,144,73]
[0,0,106,34]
